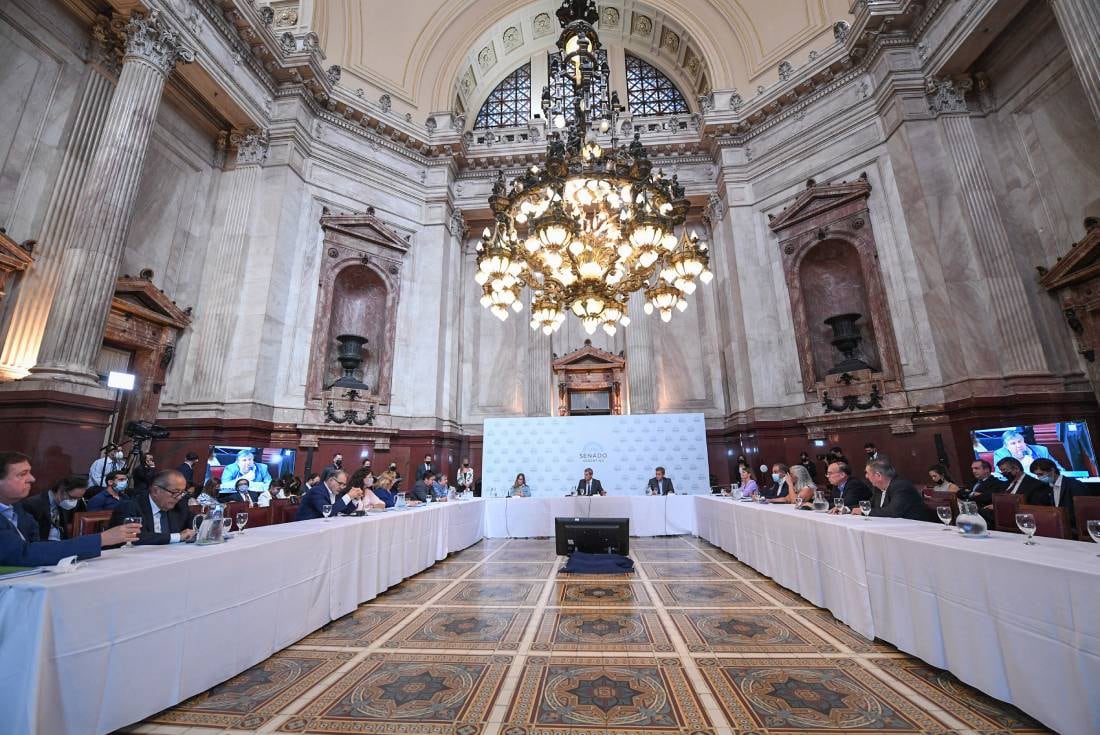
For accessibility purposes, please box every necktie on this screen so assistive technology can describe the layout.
[586,481,591,495]
[158,510,169,533]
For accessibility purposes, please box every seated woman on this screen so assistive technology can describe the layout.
[769,464,815,504]
[372,476,397,508]
[192,478,221,507]
[927,464,960,495]
[510,473,532,497]
[349,468,386,510]
[738,465,760,498]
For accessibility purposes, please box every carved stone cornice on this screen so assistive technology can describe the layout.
[120,11,196,77]
[230,128,270,166]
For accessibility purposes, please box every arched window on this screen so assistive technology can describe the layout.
[474,63,532,129]
[625,54,690,116]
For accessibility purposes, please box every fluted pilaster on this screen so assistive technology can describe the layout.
[526,324,552,415]
[30,11,193,383]
[933,85,1045,374]
[626,290,657,413]
[188,133,268,400]
[1049,0,1100,128]
[0,70,113,380]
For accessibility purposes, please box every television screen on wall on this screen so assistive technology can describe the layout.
[204,445,297,490]
[970,421,1097,479]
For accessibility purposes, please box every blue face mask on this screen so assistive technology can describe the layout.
[1038,474,1054,485]
[771,473,782,483]
[115,480,128,491]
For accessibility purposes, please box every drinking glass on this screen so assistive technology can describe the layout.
[833,498,844,512]
[322,503,333,521]
[1087,520,1100,556]
[859,500,872,520]
[221,517,233,538]
[936,506,952,530]
[236,512,249,535]
[1015,513,1037,545]
[122,516,142,550]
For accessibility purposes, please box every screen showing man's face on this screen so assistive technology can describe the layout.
[239,456,254,472]
[1006,437,1027,458]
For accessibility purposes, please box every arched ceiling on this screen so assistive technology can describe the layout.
[312,0,852,119]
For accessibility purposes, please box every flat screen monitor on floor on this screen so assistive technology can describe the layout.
[554,517,630,555]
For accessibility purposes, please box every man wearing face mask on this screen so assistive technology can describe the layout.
[762,463,789,499]
[88,445,126,489]
[87,471,130,511]
[20,475,89,541]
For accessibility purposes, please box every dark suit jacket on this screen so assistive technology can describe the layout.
[133,464,157,495]
[968,476,1007,506]
[647,477,676,495]
[836,478,872,509]
[110,493,195,545]
[415,463,434,482]
[1055,476,1086,516]
[409,481,431,503]
[296,485,338,521]
[176,462,195,488]
[762,480,787,499]
[19,491,86,541]
[576,478,605,496]
[869,477,933,521]
[0,504,101,566]
[1006,475,1052,506]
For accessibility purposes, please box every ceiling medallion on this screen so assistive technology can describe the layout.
[475,0,713,336]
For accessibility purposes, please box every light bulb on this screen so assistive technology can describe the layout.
[603,323,617,336]
[643,302,654,315]
[660,310,672,322]
[676,299,688,312]
[511,300,523,312]
[699,270,714,284]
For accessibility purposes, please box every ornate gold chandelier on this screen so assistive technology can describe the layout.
[475,0,713,336]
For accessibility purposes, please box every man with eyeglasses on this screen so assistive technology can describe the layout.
[296,469,360,520]
[108,469,196,544]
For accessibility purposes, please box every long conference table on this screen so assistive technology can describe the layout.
[2,494,1098,735]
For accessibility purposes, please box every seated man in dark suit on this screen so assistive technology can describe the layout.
[109,469,196,545]
[840,458,933,521]
[996,457,1052,505]
[1031,458,1085,527]
[575,468,606,496]
[646,466,676,495]
[825,461,871,511]
[296,470,353,520]
[1,452,138,565]
[409,472,434,503]
[20,474,89,541]
[762,463,789,500]
[965,459,1006,506]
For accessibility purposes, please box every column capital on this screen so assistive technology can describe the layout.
[230,129,270,166]
[121,10,195,76]
[926,76,973,116]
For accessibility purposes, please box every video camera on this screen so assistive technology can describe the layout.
[124,420,170,440]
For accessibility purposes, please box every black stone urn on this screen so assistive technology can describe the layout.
[329,334,370,391]
[823,313,872,375]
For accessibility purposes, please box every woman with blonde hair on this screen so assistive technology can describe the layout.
[372,474,397,508]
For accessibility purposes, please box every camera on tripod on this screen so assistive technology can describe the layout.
[124,420,170,440]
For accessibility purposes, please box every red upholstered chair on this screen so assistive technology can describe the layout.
[1073,495,1100,542]
[71,511,113,537]
[275,497,300,524]
[992,493,1024,532]
[1021,504,1071,540]
[242,507,271,528]
[269,498,292,525]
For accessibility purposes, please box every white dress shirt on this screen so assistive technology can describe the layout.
[148,496,181,544]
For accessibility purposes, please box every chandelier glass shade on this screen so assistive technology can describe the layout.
[474,0,713,336]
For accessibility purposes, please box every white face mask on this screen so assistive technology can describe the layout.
[59,497,79,510]
[113,452,124,460]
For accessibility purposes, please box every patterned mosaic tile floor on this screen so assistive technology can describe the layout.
[118,536,1051,735]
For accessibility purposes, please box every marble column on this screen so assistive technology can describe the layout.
[187,132,268,401]
[1048,0,1100,128]
[526,318,553,415]
[29,11,194,384]
[0,70,113,380]
[929,78,1045,375]
[625,290,656,413]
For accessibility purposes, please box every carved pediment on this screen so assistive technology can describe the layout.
[768,174,872,234]
[113,276,191,329]
[552,339,626,371]
[0,229,34,273]
[321,206,409,254]
[1039,218,1100,292]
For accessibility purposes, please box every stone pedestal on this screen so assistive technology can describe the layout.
[29,11,193,385]
[1049,0,1100,128]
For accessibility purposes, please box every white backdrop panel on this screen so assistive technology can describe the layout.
[482,413,709,497]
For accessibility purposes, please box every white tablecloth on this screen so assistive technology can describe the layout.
[694,496,1100,735]
[0,500,484,735]
[483,494,697,537]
